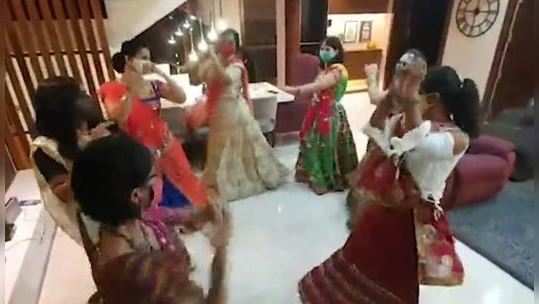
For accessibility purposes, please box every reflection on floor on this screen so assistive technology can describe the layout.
[7,93,533,303]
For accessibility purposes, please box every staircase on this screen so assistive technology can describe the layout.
[104,0,187,51]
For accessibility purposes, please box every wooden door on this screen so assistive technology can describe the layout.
[484,0,533,118]
[385,0,454,87]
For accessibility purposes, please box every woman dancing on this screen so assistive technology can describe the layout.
[195,29,288,202]
[31,76,110,244]
[283,36,358,195]
[72,134,229,304]
[186,29,254,130]
[99,40,210,210]
[298,59,480,303]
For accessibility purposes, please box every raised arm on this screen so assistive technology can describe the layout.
[199,51,232,86]
[151,64,187,104]
[284,67,341,97]
[365,64,388,105]
[102,92,134,125]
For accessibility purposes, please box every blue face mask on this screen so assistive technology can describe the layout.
[319,48,337,64]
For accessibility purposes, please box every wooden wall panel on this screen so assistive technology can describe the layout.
[6,0,114,170]
[51,0,83,82]
[345,49,383,80]
[89,0,115,80]
[9,0,45,81]
[39,0,69,75]
[26,0,56,75]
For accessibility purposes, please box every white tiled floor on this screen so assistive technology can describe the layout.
[7,93,533,303]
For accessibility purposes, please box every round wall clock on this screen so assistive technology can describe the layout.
[456,0,500,37]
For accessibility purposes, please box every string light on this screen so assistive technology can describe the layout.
[189,15,197,21]
[216,0,227,32]
[207,27,218,42]
[167,36,176,44]
[183,21,191,30]
[175,28,184,37]
[198,39,209,52]
[197,17,209,52]
[188,24,198,63]
[188,51,199,62]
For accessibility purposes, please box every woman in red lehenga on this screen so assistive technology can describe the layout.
[99,40,212,216]
[298,52,481,303]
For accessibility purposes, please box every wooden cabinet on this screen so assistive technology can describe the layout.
[329,0,389,14]
[344,49,383,79]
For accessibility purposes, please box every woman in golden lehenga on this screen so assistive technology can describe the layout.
[196,29,288,202]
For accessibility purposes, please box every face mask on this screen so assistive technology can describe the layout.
[217,41,236,58]
[319,49,337,64]
[77,134,92,149]
[76,124,91,149]
[131,59,151,74]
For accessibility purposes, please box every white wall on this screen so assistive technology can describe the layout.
[104,0,187,52]
[442,0,510,99]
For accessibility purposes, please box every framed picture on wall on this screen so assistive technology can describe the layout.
[359,21,373,42]
[343,21,359,43]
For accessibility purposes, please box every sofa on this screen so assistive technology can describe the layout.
[275,53,320,133]
[442,135,516,210]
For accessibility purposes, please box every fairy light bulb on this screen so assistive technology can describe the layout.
[198,39,209,52]
[216,19,227,32]
[207,27,218,42]
[188,51,199,62]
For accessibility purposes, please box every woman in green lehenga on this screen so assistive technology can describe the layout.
[284,36,358,194]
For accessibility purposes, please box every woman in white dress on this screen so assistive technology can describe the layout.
[197,29,288,202]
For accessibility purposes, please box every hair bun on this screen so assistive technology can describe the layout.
[120,40,131,55]
[111,52,127,73]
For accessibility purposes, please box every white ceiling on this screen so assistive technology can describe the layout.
[104,0,187,52]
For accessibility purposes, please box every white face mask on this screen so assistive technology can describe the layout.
[77,134,92,149]
[131,59,151,74]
